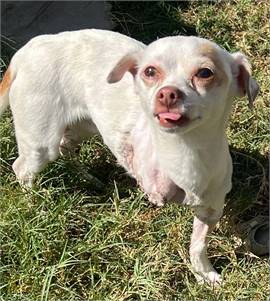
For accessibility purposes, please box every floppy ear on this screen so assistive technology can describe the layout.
[231,52,259,109]
[107,52,140,84]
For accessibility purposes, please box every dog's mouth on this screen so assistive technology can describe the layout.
[155,112,190,128]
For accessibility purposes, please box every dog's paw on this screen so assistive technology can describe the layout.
[195,271,222,287]
[148,193,165,207]
[59,137,80,156]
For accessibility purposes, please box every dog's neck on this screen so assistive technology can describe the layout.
[129,108,231,199]
[153,114,227,148]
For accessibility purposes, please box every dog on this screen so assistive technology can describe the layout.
[0,29,259,285]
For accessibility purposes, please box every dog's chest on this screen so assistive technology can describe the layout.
[159,143,210,205]
[116,117,214,206]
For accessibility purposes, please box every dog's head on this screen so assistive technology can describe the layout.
[107,36,259,133]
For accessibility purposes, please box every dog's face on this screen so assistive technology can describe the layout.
[108,36,259,133]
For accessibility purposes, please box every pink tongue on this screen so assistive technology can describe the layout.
[158,112,181,121]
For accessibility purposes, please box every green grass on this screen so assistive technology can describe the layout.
[0,1,269,300]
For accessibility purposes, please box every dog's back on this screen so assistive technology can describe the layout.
[0,29,144,186]
[2,29,144,119]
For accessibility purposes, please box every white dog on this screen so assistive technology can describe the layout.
[0,29,259,285]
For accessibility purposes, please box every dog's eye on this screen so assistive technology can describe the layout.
[144,66,157,77]
[196,68,214,79]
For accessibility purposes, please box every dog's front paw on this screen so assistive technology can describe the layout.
[195,270,222,286]
[148,193,165,207]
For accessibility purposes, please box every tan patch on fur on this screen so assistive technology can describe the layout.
[194,43,228,89]
[0,67,12,96]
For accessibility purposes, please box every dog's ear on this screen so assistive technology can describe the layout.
[107,52,140,84]
[231,52,259,109]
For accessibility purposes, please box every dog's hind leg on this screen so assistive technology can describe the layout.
[13,149,49,187]
[11,107,66,187]
[59,119,98,156]
[12,128,65,187]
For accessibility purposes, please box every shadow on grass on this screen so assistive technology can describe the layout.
[0,36,17,74]
[35,136,138,201]
[225,148,268,222]
[111,1,197,44]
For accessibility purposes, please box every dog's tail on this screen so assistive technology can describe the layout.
[0,65,14,117]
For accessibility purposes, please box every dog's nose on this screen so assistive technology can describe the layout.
[156,86,182,108]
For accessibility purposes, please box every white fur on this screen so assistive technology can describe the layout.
[0,29,259,285]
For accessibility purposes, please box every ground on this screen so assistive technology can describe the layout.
[0,1,269,300]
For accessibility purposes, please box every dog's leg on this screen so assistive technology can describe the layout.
[13,150,50,187]
[12,127,65,187]
[59,119,98,156]
[189,206,223,286]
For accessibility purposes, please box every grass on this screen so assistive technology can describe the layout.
[0,1,269,300]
